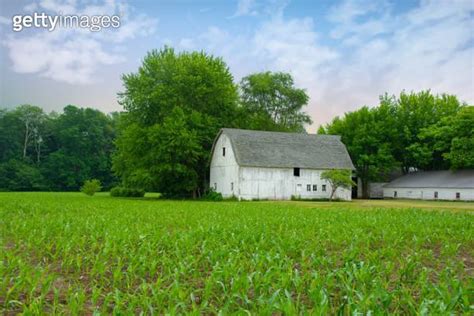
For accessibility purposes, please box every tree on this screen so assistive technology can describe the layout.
[114,47,241,197]
[14,105,47,163]
[0,159,45,191]
[419,106,473,169]
[42,105,116,190]
[320,105,397,198]
[113,108,205,197]
[0,109,23,162]
[393,91,461,172]
[81,179,102,196]
[0,105,117,192]
[321,169,355,200]
[239,72,312,132]
[320,91,465,198]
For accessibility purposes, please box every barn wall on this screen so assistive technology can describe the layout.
[383,187,474,201]
[209,134,239,197]
[239,167,351,201]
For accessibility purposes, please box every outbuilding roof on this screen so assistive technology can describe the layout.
[383,170,474,189]
[214,128,355,170]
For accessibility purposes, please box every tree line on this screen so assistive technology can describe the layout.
[1,47,472,196]
[0,105,118,191]
[319,92,473,197]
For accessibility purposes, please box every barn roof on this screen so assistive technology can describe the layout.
[215,128,355,170]
[384,170,474,189]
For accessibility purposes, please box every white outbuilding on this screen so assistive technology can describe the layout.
[383,170,474,201]
[209,128,355,200]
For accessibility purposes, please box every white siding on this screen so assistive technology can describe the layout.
[239,167,351,200]
[209,134,239,197]
[383,187,474,201]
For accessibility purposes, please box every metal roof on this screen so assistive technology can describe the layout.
[215,128,355,170]
[383,170,474,189]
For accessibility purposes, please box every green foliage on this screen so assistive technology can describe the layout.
[42,105,117,190]
[322,105,397,198]
[0,105,118,191]
[239,71,312,132]
[0,159,45,191]
[321,91,467,197]
[110,186,145,197]
[393,91,461,171]
[290,195,337,201]
[201,188,224,201]
[80,179,102,196]
[419,106,474,169]
[320,169,355,200]
[1,192,472,314]
[114,47,241,197]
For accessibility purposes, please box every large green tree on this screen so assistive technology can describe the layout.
[239,71,312,132]
[114,47,240,197]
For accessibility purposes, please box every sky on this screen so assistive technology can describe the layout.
[0,0,473,131]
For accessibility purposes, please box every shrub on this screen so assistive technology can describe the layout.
[110,187,145,198]
[291,195,342,202]
[81,179,102,196]
[202,188,223,201]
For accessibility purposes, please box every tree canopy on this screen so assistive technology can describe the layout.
[0,105,117,191]
[321,169,355,200]
[239,71,312,132]
[320,90,471,197]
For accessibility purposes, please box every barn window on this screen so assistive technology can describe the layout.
[322,185,326,192]
[394,191,397,198]
[231,182,234,191]
[222,147,226,156]
[293,168,300,177]
[214,183,217,190]
[307,184,311,191]
[313,185,317,191]
[456,192,460,199]
[434,191,438,199]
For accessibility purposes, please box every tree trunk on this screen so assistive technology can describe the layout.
[362,178,369,199]
[36,141,41,163]
[23,122,29,160]
[330,187,337,200]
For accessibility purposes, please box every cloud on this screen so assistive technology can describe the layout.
[232,0,289,18]
[234,0,258,16]
[319,0,474,122]
[0,16,9,26]
[1,0,158,84]
[183,0,474,130]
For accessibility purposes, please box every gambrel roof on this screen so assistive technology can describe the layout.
[213,128,355,170]
[384,170,474,189]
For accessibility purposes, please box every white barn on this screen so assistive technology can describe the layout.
[383,170,474,201]
[209,128,355,200]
